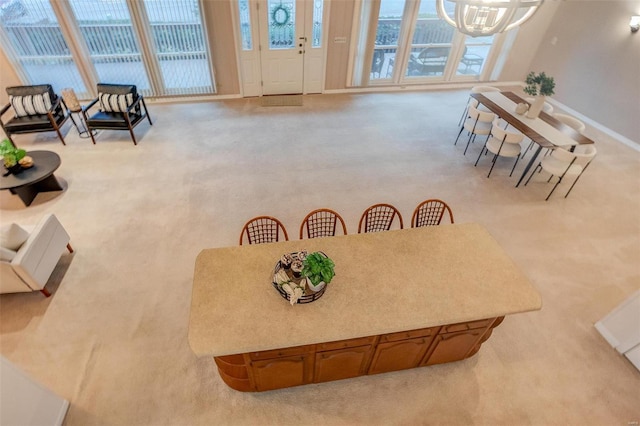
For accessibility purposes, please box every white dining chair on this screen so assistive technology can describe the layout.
[524,144,597,201]
[455,104,495,155]
[553,113,586,133]
[475,119,525,178]
[458,86,500,126]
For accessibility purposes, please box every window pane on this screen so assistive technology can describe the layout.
[238,0,252,50]
[68,0,150,93]
[268,0,294,49]
[312,0,323,47]
[405,0,455,77]
[456,35,494,76]
[142,0,213,95]
[371,0,405,80]
[0,0,87,96]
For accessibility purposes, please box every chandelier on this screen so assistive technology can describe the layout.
[436,0,544,37]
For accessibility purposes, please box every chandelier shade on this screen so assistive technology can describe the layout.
[437,0,544,37]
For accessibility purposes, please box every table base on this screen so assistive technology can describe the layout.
[9,174,63,206]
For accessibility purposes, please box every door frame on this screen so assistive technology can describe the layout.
[233,0,329,97]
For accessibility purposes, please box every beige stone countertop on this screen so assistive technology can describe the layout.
[188,223,542,357]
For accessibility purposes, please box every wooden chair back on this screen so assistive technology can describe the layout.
[411,199,454,227]
[239,216,288,245]
[300,208,347,239]
[358,204,403,233]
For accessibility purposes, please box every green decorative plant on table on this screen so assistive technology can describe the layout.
[523,71,555,119]
[0,138,26,175]
[302,252,335,293]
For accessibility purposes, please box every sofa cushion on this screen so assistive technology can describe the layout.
[0,223,30,251]
[0,246,17,261]
[99,92,134,113]
[10,92,52,117]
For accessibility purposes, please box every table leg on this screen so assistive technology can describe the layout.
[9,174,63,206]
[516,144,543,187]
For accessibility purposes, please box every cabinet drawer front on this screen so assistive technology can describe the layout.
[317,336,377,352]
[379,327,439,343]
[441,319,494,333]
[249,344,315,361]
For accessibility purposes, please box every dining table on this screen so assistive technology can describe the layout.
[470,91,595,187]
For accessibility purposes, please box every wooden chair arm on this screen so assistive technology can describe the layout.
[82,98,99,120]
[125,95,142,113]
[0,103,11,117]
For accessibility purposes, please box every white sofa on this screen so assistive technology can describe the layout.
[0,214,72,297]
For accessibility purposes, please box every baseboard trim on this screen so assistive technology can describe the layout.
[323,81,523,95]
[546,98,639,151]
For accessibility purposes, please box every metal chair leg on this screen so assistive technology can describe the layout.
[545,177,563,201]
[524,163,542,186]
[454,126,465,145]
[510,155,520,177]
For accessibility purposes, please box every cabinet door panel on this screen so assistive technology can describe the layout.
[368,337,432,375]
[424,329,486,365]
[314,345,372,383]
[252,355,312,391]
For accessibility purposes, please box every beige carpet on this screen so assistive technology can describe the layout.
[0,89,638,425]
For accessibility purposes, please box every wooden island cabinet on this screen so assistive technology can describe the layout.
[213,318,503,391]
[190,224,542,392]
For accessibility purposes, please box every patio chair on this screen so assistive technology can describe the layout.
[358,203,403,233]
[0,85,70,146]
[83,83,152,145]
[411,199,454,227]
[300,208,347,239]
[239,216,289,245]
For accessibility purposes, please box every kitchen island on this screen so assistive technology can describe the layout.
[188,223,541,392]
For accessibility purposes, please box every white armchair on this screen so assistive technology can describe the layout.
[0,214,72,297]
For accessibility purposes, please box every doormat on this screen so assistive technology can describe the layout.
[261,95,303,107]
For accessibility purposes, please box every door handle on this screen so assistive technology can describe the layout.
[299,50,305,54]
[299,37,307,42]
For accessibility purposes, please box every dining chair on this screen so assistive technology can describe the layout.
[239,216,289,245]
[455,104,495,156]
[553,113,586,133]
[524,112,585,158]
[411,199,454,228]
[300,208,347,239]
[358,204,403,233]
[475,118,525,178]
[458,85,499,126]
[524,144,597,200]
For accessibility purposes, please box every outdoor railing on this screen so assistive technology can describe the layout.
[4,22,206,56]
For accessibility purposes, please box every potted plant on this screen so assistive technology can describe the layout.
[0,139,27,175]
[302,251,335,293]
[523,71,555,119]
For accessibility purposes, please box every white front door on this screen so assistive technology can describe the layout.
[258,0,305,95]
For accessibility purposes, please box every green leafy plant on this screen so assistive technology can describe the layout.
[523,71,555,97]
[302,252,335,286]
[0,139,26,168]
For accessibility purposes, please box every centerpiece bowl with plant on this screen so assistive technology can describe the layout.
[272,250,335,305]
[0,138,29,175]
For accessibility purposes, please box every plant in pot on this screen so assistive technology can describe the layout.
[0,139,27,175]
[302,251,335,293]
[523,71,555,119]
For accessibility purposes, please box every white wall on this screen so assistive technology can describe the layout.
[525,0,640,143]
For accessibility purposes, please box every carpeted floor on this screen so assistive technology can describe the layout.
[0,89,639,425]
